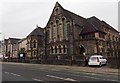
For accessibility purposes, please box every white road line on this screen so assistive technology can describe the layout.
[32,78,42,81]
[54,71,119,82]
[4,72,21,76]
[79,75,119,82]
[10,73,21,76]
[4,72,10,74]
[46,75,77,81]
[50,69,60,71]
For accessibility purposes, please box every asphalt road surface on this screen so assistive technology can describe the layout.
[2,62,120,83]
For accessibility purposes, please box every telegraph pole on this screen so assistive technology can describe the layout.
[0,33,5,59]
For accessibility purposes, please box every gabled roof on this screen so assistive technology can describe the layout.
[80,16,107,35]
[28,25,44,37]
[87,16,103,31]
[80,22,97,35]
[46,2,87,27]
[46,2,118,35]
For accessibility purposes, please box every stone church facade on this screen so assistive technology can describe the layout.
[2,2,120,66]
[44,2,120,60]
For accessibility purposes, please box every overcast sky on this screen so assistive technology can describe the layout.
[0,0,119,39]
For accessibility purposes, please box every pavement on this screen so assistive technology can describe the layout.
[2,62,119,76]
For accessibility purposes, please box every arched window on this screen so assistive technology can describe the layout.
[55,46,57,53]
[55,8,58,15]
[63,45,66,53]
[33,40,37,48]
[46,29,49,43]
[59,45,61,53]
[62,17,67,39]
[33,51,36,55]
[56,20,60,40]
[51,22,54,41]
[55,7,60,15]
[51,46,53,54]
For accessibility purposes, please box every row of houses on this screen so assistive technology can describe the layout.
[2,26,44,59]
[2,2,120,61]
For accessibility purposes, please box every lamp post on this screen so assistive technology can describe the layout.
[0,32,5,59]
[0,33,2,55]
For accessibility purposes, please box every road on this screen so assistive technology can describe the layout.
[2,62,120,83]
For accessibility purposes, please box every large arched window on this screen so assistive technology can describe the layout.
[51,22,54,41]
[56,20,60,40]
[62,17,67,39]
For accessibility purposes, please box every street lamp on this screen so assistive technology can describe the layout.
[0,33,3,54]
[0,32,5,59]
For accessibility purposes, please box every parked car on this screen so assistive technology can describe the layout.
[88,55,107,66]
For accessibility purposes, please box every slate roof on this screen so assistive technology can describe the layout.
[46,2,87,27]
[46,2,118,35]
[8,38,21,44]
[80,16,106,35]
[28,25,44,37]
[64,9,87,26]
[101,21,119,33]
[18,38,27,43]
[87,16,102,30]
[80,22,97,35]
[4,39,8,45]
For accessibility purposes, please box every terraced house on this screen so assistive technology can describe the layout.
[45,2,120,60]
[3,38,21,58]
[26,25,44,59]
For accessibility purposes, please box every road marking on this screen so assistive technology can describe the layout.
[51,71,119,82]
[32,78,42,81]
[4,72,21,76]
[79,75,119,82]
[46,75,77,81]
[39,68,46,70]
[4,72,10,74]
[10,73,21,76]
[50,69,60,71]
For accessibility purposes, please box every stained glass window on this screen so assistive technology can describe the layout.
[56,20,60,40]
[62,18,67,39]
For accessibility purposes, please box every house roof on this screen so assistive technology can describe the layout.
[8,38,21,44]
[18,38,27,43]
[28,25,44,37]
[80,16,107,35]
[4,39,8,44]
[80,22,97,35]
[101,21,119,33]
